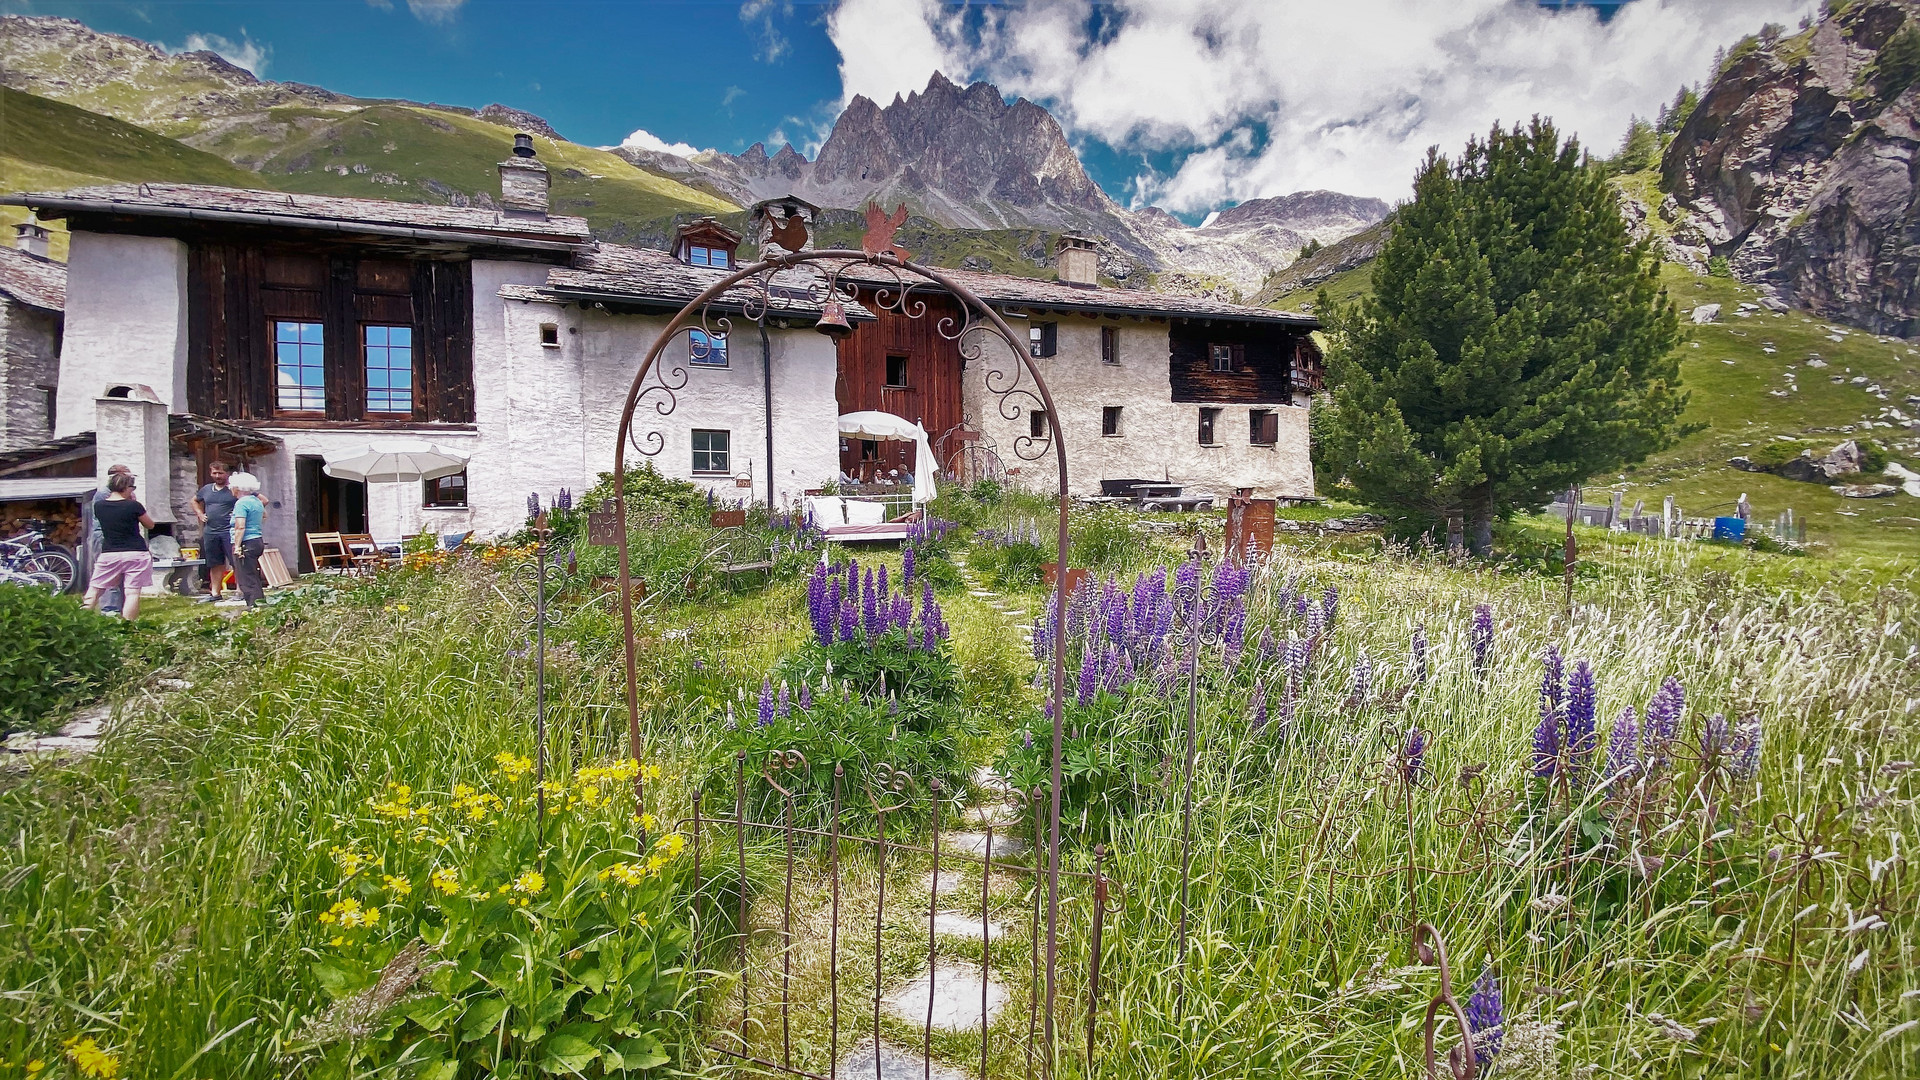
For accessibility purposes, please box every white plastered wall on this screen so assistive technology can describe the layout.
[57,233,188,438]
[967,313,1314,499]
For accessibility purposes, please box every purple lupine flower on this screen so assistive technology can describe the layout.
[1643,676,1684,769]
[1285,635,1311,687]
[902,546,916,589]
[1031,613,1050,663]
[877,562,890,601]
[1533,699,1561,780]
[1275,574,1298,620]
[757,680,774,727]
[1401,728,1427,784]
[1118,650,1135,687]
[1733,716,1763,781]
[1258,627,1277,666]
[1701,712,1731,761]
[922,622,938,652]
[861,571,880,639]
[799,683,813,711]
[1470,603,1494,676]
[556,488,573,511]
[807,570,830,644]
[1275,691,1295,740]
[1464,964,1504,1064]
[1223,600,1247,667]
[1294,594,1311,619]
[1540,646,1565,712]
[1566,660,1598,773]
[1604,706,1639,788]
[1305,600,1326,640]
[1411,625,1429,685]
[1320,585,1339,630]
[726,702,737,731]
[1249,679,1268,734]
[1349,652,1373,705]
[1077,646,1100,706]
[777,682,790,719]
[1100,646,1127,694]
[527,492,541,519]
[1023,729,1034,750]
[838,597,857,643]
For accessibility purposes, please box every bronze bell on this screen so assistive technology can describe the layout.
[815,299,853,340]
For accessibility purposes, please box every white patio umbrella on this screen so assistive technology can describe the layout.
[322,444,469,484]
[837,411,936,503]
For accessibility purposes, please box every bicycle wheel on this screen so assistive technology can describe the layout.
[1,571,60,593]
[23,549,78,593]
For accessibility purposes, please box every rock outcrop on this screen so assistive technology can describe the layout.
[1662,1,1920,336]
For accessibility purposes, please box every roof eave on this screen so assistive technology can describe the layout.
[545,285,877,323]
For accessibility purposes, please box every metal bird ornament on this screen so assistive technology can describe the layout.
[861,201,912,260]
[767,209,809,254]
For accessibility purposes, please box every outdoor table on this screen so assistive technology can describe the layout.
[151,557,206,596]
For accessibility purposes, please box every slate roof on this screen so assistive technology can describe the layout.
[839,261,1318,327]
[0,246,65,312]
[540,243,874,321]
[3,183,592,245]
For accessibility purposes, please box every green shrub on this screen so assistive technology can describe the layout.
[1749,440,1818,468]
[1070,507,1143,571]
[1857,437,1889,474]
[1707,255,1733,277]
[1869,25,1920,99]
[0,588,122,734]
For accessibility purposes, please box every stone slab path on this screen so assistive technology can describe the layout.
[836,1041,973,1080]
[882,961,1008,1031]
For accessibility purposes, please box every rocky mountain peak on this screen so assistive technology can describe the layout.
[476,103,565,142]
[1207,190,1393,240]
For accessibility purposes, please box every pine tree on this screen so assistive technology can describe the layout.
[1311,118,1686,555]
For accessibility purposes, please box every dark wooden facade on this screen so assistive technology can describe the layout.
[1168,319,1319,404]
[833,289,966,478]
[186,244,475,424]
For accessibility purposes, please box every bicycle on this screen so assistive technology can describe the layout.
[0,522,79,593]
[0,564,61,592]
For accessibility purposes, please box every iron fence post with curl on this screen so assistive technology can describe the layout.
[604,218,1076,1069]
[1411,921,1477,1080]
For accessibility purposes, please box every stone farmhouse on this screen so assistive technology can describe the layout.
[0,133,1319,568]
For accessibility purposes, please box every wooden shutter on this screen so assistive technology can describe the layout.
[1037,321,1058,358]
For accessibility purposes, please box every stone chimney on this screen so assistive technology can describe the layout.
[750,195,819,255]
[1055,234,1099,286]
[498,133,550,219]
[13,214,51,259]
[95,384,173,524]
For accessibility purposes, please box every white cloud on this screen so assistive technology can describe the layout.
[173,31,270,76]
[825,0,1816,208]
[407,0,467,25]
[619,128,706,158]
[740,0,794,63]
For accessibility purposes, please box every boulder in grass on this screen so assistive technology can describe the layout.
[1690,304,1721,324]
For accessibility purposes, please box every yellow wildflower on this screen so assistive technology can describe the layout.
[598,861,649,886]
[382,874,413,898]
[329,845,369,878]
[655,832,687,858]
[430,867,460,895]
[62,1037,119,1080]
[637,812,659,832]
[396,604,410,613]
[512,870,547,897]
[642,764,662,782]
[330,936,345,947]
[323,897,378,929]
[493,752,534,780]
[633,911,650,929]
[27,1059,45,1074]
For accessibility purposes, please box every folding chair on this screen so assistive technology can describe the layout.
[305,532,352,574]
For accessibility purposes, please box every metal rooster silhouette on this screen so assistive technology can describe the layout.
[767,209,809,254]
[860,201,911,261]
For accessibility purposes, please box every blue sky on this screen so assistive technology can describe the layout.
[4,1,1808,211]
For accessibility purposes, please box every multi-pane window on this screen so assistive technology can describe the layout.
[1210,343,1236,372]
[275,320,326,412]
[885,354,909,387]
[1198,407,1221,445]
[423,470,467,508]
[689,328,729,366]
[1029,322,1058,358]
[692,429,731,474]
[686,245,731,268]
[1102,406,1123,436]
[364,325,414,414]
[1101,326,1120,364]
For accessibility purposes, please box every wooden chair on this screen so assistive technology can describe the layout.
[441,530,475,551]
[305,531,352,574]
[338,532,385,574]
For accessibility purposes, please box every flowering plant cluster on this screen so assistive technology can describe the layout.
[291,752,688,1078]
[965,518,1051,587]
[805,558,949,653]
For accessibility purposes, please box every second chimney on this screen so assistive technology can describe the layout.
[1055,234,1099,286]
[14,214,51,259]
[498,133,550,219]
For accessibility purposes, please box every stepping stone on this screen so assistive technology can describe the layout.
[941,832,1028,859]
[929,911,1003,942]
[921,870,968,897]
[5,735,99,755]
[882,962,1008,1031]
[58,703,111,740]
[963,803,1019,827]
[836,1041,971,1080]
[154,678,193,691]
[968,590,994,597]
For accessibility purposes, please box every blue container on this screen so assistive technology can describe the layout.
[1712,516,1746,542]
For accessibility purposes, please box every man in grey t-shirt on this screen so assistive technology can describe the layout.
[193,460,237,602]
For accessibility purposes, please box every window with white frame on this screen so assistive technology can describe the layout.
[692,429,731,473]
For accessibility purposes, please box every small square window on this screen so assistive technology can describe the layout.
[1210,343,1235,372]
[1101,326,1120,364]
[1030,410,1048,439]
[689,328,729,366]
[1198,407,1220,445]
[423,470,468,508]
[692,428,731,474]
[540,323,559,347]
[885,354,909,388]
[1102,406,1123,436]
[1250,409,1279,446]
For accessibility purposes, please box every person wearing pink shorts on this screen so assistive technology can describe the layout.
[85,472,156,620]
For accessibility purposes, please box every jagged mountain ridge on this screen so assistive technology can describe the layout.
[613,72,1392,293]
[1662,0,1920,336]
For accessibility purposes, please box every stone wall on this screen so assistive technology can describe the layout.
[0,299,59,451]
[57,233,187,437]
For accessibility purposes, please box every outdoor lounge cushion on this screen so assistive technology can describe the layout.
[803,495,846,526]
[843,499,887,526]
